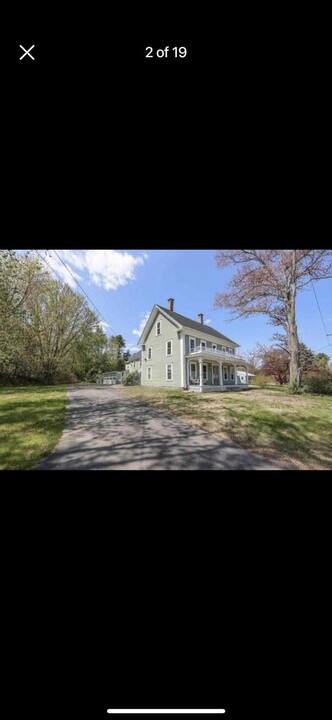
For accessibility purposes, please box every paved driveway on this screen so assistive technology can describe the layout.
[35,385,287,470]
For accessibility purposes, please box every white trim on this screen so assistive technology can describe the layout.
[189,336,196,353]
[139,305,182,345]
[212,344,217,351]
[166,339,173,356]
[201,340,207,350]
[148,347,152,360]
[203,363,208,382]
[166,363,173,381]
[156,320,162,336]
[180,335,185,387]
[230,367,235,381]
[147,366,152,381]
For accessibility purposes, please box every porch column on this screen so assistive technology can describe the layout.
[199,359,203,388]
[187,361,190,387]
[234,365,238,385]
[220,363,223,386]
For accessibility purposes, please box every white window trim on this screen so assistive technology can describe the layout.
[224,366,229,381]
[166,339,173,356]
[201,340,207,349]
[156,320,162,336]
[148,347,152,360]
[212,344,217,351]
[166,363,173,381]
[222,346,226,353]
[189,336,196,353]
[147,366,152,381]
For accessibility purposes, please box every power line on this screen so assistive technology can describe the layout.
[52,249,116,332]
[311,280,332,355]
[37,249,117,336]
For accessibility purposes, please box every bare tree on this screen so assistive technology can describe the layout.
[215,250,332,388]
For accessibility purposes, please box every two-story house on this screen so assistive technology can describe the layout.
[139,298,249,392]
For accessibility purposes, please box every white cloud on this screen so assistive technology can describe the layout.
[205,319,212,325]
[40,251,82,289]
[98,321,110,331]
[41,249,147,292]
[132,311,150,337]
[126,343,140,353]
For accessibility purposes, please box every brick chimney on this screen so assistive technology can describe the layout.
[198,313,204,324]
[168,298,175,311]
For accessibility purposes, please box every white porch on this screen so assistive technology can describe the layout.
[186,347,249,393]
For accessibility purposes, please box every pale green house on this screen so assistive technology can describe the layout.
[139,299,249,392]
[125,351,142,376]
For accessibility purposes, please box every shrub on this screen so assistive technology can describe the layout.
[304,372,332,395]
[123,371,140,386]
[252,374,271,388]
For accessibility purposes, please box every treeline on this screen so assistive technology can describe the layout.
[0,250,129,385]
[246,336,331,393]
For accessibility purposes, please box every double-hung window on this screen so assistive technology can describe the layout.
[166,364,173,381]
[166,340,173,356]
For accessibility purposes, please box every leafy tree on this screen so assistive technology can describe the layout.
[215,250,332,389]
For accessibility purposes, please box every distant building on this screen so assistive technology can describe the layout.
[125,351,142,375]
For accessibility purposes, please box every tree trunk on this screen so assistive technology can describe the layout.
[287,277,300,388]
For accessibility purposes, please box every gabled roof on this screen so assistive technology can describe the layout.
[127,351,142,364]
[157,306,240,346]
[139,304,239,346]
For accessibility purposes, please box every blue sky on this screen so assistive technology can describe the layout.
[33,249,332,359]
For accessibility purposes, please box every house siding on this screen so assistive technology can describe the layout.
[141,312,182,388]
[125,360,141,373]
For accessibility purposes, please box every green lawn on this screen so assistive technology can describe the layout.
[0,386,67,470]
[119,386,332,470]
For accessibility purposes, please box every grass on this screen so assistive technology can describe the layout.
[0,385,67,470]
[119,386,332,470]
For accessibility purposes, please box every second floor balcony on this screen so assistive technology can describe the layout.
[188,344,247,363]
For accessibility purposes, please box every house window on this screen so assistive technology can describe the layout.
[203,364,208,382]
[156,321,162,336]
[148,347,152,360]
[212,344,217,352]
[166,364,173,381]
[222,346,226,353]
[166,340,173,356]
[147,366,152,381]
[201,341,207,349]
[230,368,235,381]
[224,366,229,381]
[189,337,196,353]
[190,363,197,378]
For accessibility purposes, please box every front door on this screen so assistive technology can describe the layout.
[213,365,219,385]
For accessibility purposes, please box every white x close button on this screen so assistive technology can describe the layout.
[19,45,35,61]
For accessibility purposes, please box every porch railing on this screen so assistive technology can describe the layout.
[189,345,246,362]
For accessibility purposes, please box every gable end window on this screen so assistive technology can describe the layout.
[156,321,162,336]
[148,347,152,360]
[166,364,173,381]
[166,340,173,356]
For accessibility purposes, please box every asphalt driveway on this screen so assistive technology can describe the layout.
[35,385,287,470]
